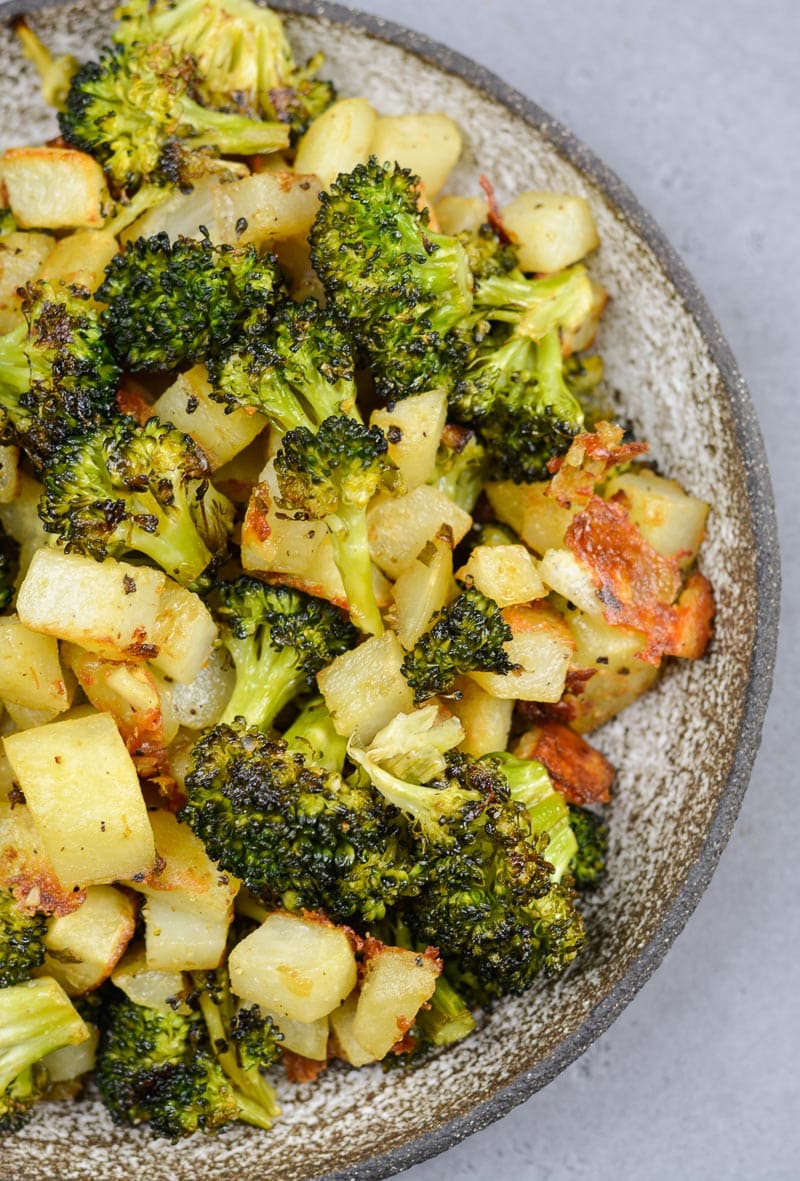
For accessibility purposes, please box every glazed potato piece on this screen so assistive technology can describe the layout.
[148,580,218,684]
[151,366,267,471]
[229,912,358,1023]
[329,992,376,1067]
[448,676,514,757]
[212,170,324,246]
[370,389,448,491]
[537,548,603,617]
[369,114,462,198]
[268,1010,330,1060]
[40,885,138,995]
[294,98,377,187]
[352,945,440,1060]
[0,616,72,713]
[38,229,119,293]
[501,189,599,273]
[485,479,577,555]
[470,602,575,702]
[0,230,54,332]
[317,632,414,742]
[456,544,546,607]
[605,469,710,569]
[392,533,454,649]
[0,796,85,915]
[367,485,472,579]
[111,945,191,1015]
[2,712,156,888]
[0,147,109,229]
[16,549,166,661]
[62,646,179,749]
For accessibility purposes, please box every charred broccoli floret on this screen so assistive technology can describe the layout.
[400,586,517,703]
[180,720,419,922]
[567,804,608,890]
[39,415,235,586]
[216,576,357,731]
[0,890,46,989]
[0,977,89,1133]
[274,415,401,635]
[95,992,274,1139]
[59,42,289,196]
[310,159,473,399]
[430,426,488,514]
[114,0,334,138]
[96,232,284,372]
[0,282,120,472]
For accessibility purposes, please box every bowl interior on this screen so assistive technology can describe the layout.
[0,3,772,1179]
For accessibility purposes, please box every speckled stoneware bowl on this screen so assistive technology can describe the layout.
[0,1,780,1178]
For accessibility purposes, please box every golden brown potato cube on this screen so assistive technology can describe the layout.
[2,712,156,888]
[0,615,72,713]
[537,548,603,616]
[16,549,166,660]
[0,230,54,331]
[513,720,615,806]
[434,194,489,236]
[229,911,357,1023]
[268,1010,330,1060]
[39,229,118,293]
[457,544,546,606]
[0,796,85,915]
[62,645,179,751]
[212,170,323,246]
[329,992,376,1067]
[367,485,472,579]
[352,945,440,1059]
[370,114,462,198]
[294,98,377,187]
[371,389,448,491]
[0,147,109,229]
[317,632,414,742]
[151,366,267,471]
[605,469,710,569]
[111,945,191,1015]
[148,580,218,684]
[501,190,599,273]
[448,676,514,757]
[40,885,137,995]
[470,603,575,702]
[485,479,577,555]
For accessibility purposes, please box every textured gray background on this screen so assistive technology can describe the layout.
[341,1,796,1179]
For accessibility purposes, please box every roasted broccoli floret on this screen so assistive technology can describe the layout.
[282,695,348,774]
[59,42,289,196]
[430,426,488,514]
[0,282,120,472]
[0,890,46,989]
[567,804,608,890]
[400,585,517,703]
[310,159,473,399]
[95,992,274,1139]
[216,576,356,730]
[274,415,401,635]
[209,299,359,434]
[39,415,235,587]
[96,232,284,372]
[0,525,18,612]
[0,977,89,1133]
[458,222,518,283]
[114,0,334,137]
[180,719,419,922]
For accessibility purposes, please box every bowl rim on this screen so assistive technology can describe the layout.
[2,1,782,1177]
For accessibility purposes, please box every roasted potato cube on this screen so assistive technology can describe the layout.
[62,645,179,750]
[269,1010,329,1060]
[605,469,710,569]
[485,478,577,555]
[370,389,448,491]
[0,230,54,332]
[151,366,267,471]
[448,676,514,757]
[501,189,599,273]
[169,649,234,731]
[294,98,377,187]
[41,1028,99,1083]
[367,485,471,579]
[352,946,440,1059]
[212,170,323,246]
[537,548,603,616]
[39,229,118,293]
[392,533,454,649]
[0,796,85,915]
[470,603,574,702]
[329,992,376,1067]
[40,885,137,995]
[0,147,109,230]
[317,631,414,742]
[457,544,546,606]
[434,194,489,236]
[369,114,462,198]
[111,945,191,1015]
[513,720,615,805]
[229,911,357,1023]
[148,580,218,684]
[0,615,72,713]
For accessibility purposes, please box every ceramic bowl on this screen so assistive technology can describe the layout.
[0,2,780,1178]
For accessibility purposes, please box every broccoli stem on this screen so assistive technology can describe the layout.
[220,637,305,730]
[417,974,476,1047]
[125,496,213,586]
[194,987,279,1128]
[180,96,289,155]
[328,507,383,636]
[283,697,347,773]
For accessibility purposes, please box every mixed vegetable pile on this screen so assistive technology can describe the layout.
[0,0,715,1142]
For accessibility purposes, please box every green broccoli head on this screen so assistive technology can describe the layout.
[274,416,401,635]
[209,299,358,433]
[216,576,357,730]
[59,42,289,195]
[401,585,517,703]
[0,890,46,989]
[458,222,519,283]
[567,804,608,890]
[0,977,90,1133]
[0,281,120,472]
[310,158,473,399]
[114,0,334,138]
[229,1005,284,1073]
[39,414,235,587]
[96,232,284,372]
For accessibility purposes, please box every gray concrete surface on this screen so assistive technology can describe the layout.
[341,1,796,1179]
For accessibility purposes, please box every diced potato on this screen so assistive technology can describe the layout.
[457,544,546,606]
[449,676,514,757]
[371,389,448,491]
[269,1010,329,1060]
[370,114,462,198]
[0,230,54,331]
[62,645,179,750]
[470,602,575,702]
[0,796,85,915]
[0,147,109,230]
[537,548,603,616]
[212,170,323,246]
[0,471,48,577]
[39,229,118,293]
[501,190,599,273]
[353,946,439,1059]
[170,648,234,730]
[605,470,710,569]
[367,485,472,579]
[151,366,267,471]
[3,712,156,888]
[112,945,191,1015]
[317,632,414,742]
[294,98,377,187]
[141,893,233,973]
[0,616,72,713]
[16,549,166,660]
[229,911,357,1023]
[0,445,20,503]
[148,580,218,684]
[119,173,229,245]
[434,194,489,236]
[3,701,61,730]
[329,992,376,1067]
[392,533,454,649]
[41,1027,99,1083]
[40,885,137,995]
[485,479,576,555]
